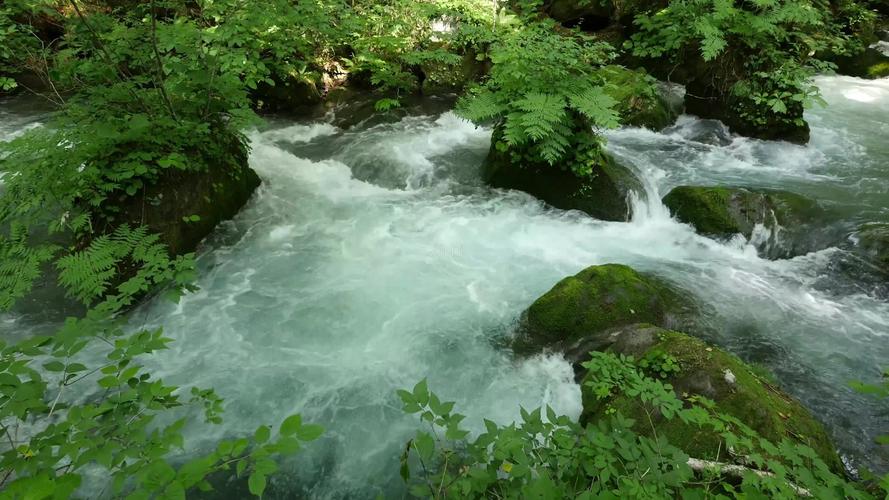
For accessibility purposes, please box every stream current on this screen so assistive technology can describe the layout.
[1,75,888,497]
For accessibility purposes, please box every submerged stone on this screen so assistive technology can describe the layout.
[513,264,694,353]
[662,186,835,258]
[576,324,844,472]
[856,223,889,275]
[484,127,644,221]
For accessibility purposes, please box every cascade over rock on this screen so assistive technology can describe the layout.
[484,127,644,221]
[662,186,836,258]
[512,264,696,353]
[574,324,844,472]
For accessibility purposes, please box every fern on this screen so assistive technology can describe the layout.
[55,224,186,306]
[514,92,566,142]
[457,90,503,123]
[568,87,620,129]
[0,224,58,310]
[457,20,618,166]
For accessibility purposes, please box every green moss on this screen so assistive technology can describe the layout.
[516,264,688,351]
[662,186,743,237]
[596,65,676,130]
[580,328,843,472]
[662,186,823,245]
[868,62,889,78]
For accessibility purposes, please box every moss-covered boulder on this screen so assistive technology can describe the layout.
[513,264,695,353]
[662,186,832,258]
[253,76,323,113]
[111,142,260,256]
[856,223,889,274]
[540,0,612,24]
[485,128,643,221]
[577,324,843,472]
[833,46,889,79]
[598,65,679,130]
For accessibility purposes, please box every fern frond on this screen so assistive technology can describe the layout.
[0,225,57,310]
[457,90,504,123]
[568,86,620,129]
[515,92,567,142]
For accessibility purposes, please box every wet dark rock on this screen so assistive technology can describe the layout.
[253,77,323,113]
[856,222,889,275]
[109,138,260,256]
[484,126,644,221]
[832,46,889,80]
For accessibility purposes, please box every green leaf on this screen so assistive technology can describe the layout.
[414,432,435,461]
[412,379,429,407]
[254,425,270,444]
[248,472,266,497]
[43,361,65,372]
[296,424,323,442]
[280,414,302,437]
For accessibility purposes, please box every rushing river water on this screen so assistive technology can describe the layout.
[2,75,888,497]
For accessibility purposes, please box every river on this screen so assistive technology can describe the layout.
[1,75,888,497]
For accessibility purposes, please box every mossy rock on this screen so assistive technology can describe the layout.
[663,186,832,258]
[832,46,889,80]
[597,65,678,130]
[578,324,844,472]
[421,49,490,95]
[484,127,643,221]
[857,223,889,274]
[542,0,612,24]
[513,264,695,353]
[110,139,260,256]
[684,78,810,144]
[252,75,323,113]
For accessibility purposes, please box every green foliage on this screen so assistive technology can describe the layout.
[629,0,833,129]
[0,3,335,496]
[458,20,618,165]
[0,309,323,497]
[637,349,682,379]
[344,0,497,102]
[55,224,196,310]
[399,352,882,498]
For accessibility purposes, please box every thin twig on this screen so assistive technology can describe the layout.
[686,458,812,497]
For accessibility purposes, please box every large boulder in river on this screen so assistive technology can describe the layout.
[575,324,844,472]
[485,128,643,221]
[110,138,260,256]
[662,186,834,258]
[832,46,889,80]
[513,264,695,353]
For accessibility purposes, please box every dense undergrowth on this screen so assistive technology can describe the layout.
[0,0,887,498]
